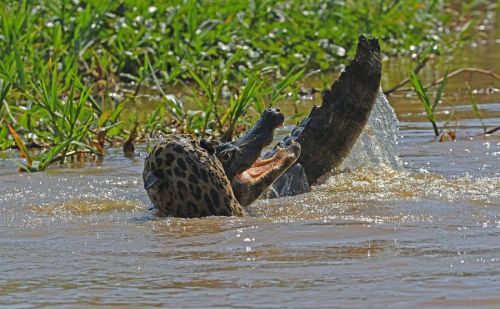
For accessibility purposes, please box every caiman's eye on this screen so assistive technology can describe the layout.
[219,150,234,162]
[200,139,218,155]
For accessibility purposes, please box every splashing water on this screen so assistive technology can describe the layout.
[253,88,499,222]
[340,88,402,171]
[2,32,500,308]
[266,90,402,198]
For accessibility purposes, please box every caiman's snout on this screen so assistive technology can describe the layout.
[261,107,285,129]
[216,107,286,180]
[215,107,298,206]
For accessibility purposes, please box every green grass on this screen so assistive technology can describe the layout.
[0,0,492,171]
[409,69,449,137]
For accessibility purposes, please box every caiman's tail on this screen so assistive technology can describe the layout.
[267,35,382,194]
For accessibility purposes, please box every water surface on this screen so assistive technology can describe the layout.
[1,29,499,309]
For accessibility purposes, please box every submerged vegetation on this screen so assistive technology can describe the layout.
[0,0,496,171]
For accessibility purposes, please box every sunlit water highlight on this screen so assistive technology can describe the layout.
[1,91,499,308]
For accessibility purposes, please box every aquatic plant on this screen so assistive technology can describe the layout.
[0,0,493,171]
[187,62,304,140]
[409,70,449,137]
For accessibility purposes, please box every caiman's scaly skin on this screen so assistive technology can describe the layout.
[266,35,382,196]
[143,109,300,218]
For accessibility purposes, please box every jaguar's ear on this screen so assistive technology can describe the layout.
[200,139,219,155]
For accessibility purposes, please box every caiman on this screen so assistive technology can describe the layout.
[265,35,381,197]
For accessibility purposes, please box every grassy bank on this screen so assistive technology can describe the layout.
[0,0,493,171]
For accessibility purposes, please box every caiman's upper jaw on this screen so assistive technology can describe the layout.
[231,141,301,206]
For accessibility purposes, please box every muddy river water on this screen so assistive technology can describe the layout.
[1,31,499,308]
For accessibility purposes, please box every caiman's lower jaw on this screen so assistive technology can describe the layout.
[234,142,300,186]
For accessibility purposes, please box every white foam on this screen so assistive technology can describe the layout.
[340,88,402,171]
